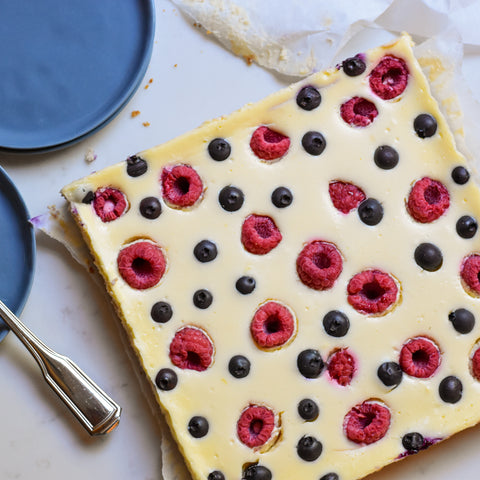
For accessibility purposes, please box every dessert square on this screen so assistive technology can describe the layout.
[62,34,480,480]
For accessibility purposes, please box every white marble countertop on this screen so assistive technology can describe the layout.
[1,2,480,479]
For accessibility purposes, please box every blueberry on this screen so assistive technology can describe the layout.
[296,86,322,111]
[322,310,350,337]
[188,416,209,438]
[271,186,293,208]
[236,276,256,295]
[219,186,244,212]
[414,243,443,271]
[82,191,94,204]
[297,398,319,421]
[439,375,463,403]
[208,471,225,480]
[414,114,437,138]
[140,196,162,219]
[448,308,475,334]
[194,240,218,262]
[297,349,324,378]
[358,198,383,225]
[193,289,213,309]
[297,435,323,461]
[243,465,272,480]
[319,474,339,480]
[374,145,399,170]
[228,355,251,378]
[155,368,177,391]
[456,215,478,239]
[377,361,403,387]
[150,301,173,323]
[126,155,148,177]
[451,166,470,185]
[402,432,424,452]
[342,55,366,76]
[208,138,231,161]
[302,131,326,156]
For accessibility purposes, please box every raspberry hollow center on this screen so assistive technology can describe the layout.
[424,184,441,204]
[132,257,154,277]
[314,252,331,269]
[186,351,202,369]
[264,129,286,144]
[250,419,263,435]
[412,349,429,366]
[358,411,375,429]
[174,176,190,195]
[382,68,403,86]
[362,281,386,300]
[264,316,281,334]
[354,98,377,117]
[255,219,275,238]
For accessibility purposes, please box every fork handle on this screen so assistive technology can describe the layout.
[0,299,121,435]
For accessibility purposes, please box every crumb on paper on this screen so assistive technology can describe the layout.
[143,122,151,127]
[131,110,141,118]
[48,204,60,220]
[174,63,178,68]
[84,148,97,164]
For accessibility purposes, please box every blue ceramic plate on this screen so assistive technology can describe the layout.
[0,167,35,341]
[0,0,155,152]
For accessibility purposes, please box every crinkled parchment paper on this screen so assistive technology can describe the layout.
[37,2,480,479]
[172,0,480,77]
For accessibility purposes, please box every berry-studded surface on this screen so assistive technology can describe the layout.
[62,34,480,480]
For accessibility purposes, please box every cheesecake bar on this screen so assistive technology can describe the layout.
[62,34,480,480]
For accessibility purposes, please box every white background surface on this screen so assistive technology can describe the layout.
[1,1,480,479]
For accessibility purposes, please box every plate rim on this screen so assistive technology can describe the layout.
[0,166,36,341]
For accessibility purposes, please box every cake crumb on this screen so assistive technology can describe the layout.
[84,148,97,164]
[144,79,153,90]
[174,64,178,68]
[143,122,150,127]
[131,110,141,118]
[48,204,60,220]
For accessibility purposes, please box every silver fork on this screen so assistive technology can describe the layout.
[0,299,121,435]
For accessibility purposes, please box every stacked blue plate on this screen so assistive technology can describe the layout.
[0,0,155,153]
[0,0,155,337]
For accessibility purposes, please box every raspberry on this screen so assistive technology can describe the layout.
[93,187,128,222]
[237,405,276,448]
[161,164,203,208]
[250,301,295,349]
[250,126,290,160]
[347,270,398,315]
[340,97,378,127]
[369,55,409,100]
[327,349,356,386]
[460,254,480,295]
[470,347,480,380]
[407,177,450,223]
[344,401,391,445]
[329,181,366,214]
[169,327,214,371]
[241,215,282,255]
[296,240,343,290]
[117,241,166,289]
[399,337,440,378]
